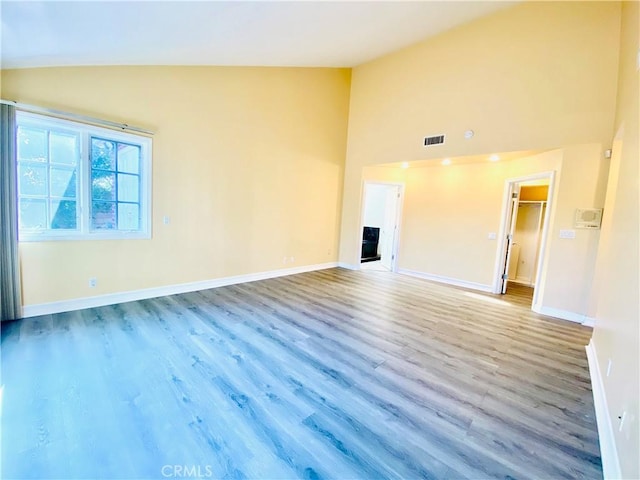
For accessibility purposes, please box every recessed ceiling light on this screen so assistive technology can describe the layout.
[401,162,409,169]
[464,130,474,139]
[441,158,451,166]
[489,154,500,162]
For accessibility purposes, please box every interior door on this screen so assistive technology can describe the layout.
[380,186,399,271]
[501,185,521,294]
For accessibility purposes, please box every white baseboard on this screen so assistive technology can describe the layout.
[586,339,621,479]
[532,304,595,326]
[397,268,493,293]
[22,262,339,318]
[338,262,360,270]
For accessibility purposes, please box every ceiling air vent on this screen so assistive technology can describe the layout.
[424,134,445,147]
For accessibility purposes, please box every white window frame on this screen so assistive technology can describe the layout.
[17,111,152,242]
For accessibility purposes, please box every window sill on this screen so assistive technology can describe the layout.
[19,231,152,242]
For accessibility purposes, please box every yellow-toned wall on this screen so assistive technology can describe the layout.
[538,143,609,316]
[1,66,351,306]
[361,165,407,185]
[591,2,639,477]
[340,1,621,269]
[357,143,609,321]
[399,151,560,286]
[395,145,608,318]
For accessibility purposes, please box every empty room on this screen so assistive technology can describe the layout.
[1,1,638,479]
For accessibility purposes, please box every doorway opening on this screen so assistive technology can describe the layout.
[495,172,555,308]
[360,182,403,272]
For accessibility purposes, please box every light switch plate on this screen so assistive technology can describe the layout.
[559,229,576,239]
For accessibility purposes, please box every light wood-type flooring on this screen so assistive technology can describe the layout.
[1,268,601,479]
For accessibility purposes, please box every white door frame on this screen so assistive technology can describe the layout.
[492,171,556,308]
[360,181,405,272]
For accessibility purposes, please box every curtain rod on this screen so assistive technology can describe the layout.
[0,99,154,136]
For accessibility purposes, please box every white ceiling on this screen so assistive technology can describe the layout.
[1,1,517,69]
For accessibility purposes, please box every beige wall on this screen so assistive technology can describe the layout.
[591,2,639,477]
[341,1,621,269]
[398,151,560,287]
[1,66,351,305]
[538,144,609,316]
[393,146,608,319]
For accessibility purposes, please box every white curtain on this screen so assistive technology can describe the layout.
[0,104,22,321]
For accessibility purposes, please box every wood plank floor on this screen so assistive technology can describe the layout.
[1,268,601,479]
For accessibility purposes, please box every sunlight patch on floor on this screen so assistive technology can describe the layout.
[463,291,512,306]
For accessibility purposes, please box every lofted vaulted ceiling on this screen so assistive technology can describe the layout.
[1,1,518,69]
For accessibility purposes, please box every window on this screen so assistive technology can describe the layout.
[16,112,151,241]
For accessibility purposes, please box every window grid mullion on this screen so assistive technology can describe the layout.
[17,112,150,241]
[115,145,119,230]
[82,131,91,234]
[45,130,52,228]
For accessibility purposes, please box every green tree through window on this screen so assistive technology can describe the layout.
[16,112,151,241]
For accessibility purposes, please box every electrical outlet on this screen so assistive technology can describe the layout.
[290,256,295,263]
[163,215,171,225]
[89,277,97,288]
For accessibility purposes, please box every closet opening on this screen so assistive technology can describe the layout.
[496,172,555,309]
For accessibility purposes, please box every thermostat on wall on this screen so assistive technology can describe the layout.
[575,208,603,229]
